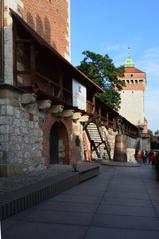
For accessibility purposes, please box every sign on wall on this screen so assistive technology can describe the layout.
[73,79,86,111]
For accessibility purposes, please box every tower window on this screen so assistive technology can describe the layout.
[131,74,133,77]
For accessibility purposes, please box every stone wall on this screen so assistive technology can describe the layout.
[72,120,85,163]
[142,137,151,152]
[0,87,45,173]
[106,128,117,159]
[0,86,73,175]
[127,136,138,148]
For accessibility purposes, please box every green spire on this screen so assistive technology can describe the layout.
[124,47,135,67]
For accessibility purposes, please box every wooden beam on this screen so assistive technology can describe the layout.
[13,19,17,86]
[0,0,4,82]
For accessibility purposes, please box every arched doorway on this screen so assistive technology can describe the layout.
[50,122,69,164]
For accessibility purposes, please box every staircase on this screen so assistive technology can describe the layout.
[84,117,111,160]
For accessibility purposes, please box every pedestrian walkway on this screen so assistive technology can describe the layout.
[0,163,99,219]
[2,164,159,239]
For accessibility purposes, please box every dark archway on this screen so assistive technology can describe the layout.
[50,121,69,164]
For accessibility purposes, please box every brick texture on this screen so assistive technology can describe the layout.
[39,114,72,166]
[19,0,70,59]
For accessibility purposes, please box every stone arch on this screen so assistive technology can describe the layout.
[49,121,69,164]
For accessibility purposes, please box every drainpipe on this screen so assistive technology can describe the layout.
[0,0,4,82]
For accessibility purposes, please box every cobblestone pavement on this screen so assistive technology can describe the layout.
[2,164,159,239]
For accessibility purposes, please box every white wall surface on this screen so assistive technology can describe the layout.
[119,90,144,126]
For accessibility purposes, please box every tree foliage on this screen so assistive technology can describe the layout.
[77,50,125,111]
[148,129,153,138]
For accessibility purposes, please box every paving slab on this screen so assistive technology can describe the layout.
[85,227,159,239]
[97,204,155,217]
[0,162,99,219]
[91,213,159,231]
[2,221,87,239]
[2,164,159,239]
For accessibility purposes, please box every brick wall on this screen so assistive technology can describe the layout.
[119,72,146,91]
[19,0,70,60]
[40,115,72,167]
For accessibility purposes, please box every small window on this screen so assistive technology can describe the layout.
[131,74,133,77]
[131,80,133,84]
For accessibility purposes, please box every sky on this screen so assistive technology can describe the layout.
[70,0,159,132]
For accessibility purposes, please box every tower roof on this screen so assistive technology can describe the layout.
[124,47,135,67]
[124,56,135,67]
[124,67,145,73]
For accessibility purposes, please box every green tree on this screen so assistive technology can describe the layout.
[77,50,125,111]
[148,129,153,138]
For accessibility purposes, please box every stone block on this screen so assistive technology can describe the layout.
[34,115,39,122]
[0,151,7,163]
[0,143,9,151]
[50,104,64,113]
[24,136,29,144]
[14,109,21,119]
[21,93,36,104]
[0,116,7,125]
[0,105,7,115]
[0,134,9,142]
[24,152,30,158]
[15,128,20,135]
[6,105,14,115]
[37,100,52,110]
[0,125,7,134]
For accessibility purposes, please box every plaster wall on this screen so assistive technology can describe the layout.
[119,90,144,126]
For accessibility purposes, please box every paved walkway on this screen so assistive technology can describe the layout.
[2,164,159,239]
